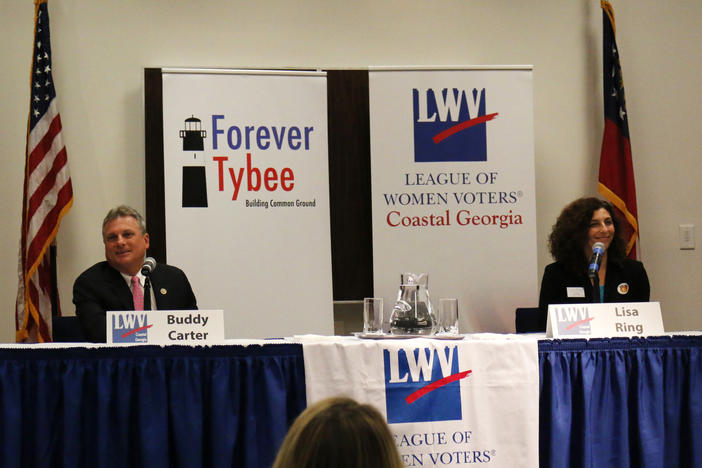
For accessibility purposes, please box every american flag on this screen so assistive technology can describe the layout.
[16,0,73,343]
[598,0,639,258]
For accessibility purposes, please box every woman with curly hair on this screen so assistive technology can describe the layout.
[538,197,650,317]
[272,397,404,468]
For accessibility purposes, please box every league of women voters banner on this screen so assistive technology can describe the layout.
[301,336,539,467]
[161,69,333,339]
[369,67,536,334]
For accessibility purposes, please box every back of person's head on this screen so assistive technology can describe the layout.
[272,397,404,468]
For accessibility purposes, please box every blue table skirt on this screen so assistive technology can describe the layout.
[539,336,702,468]
[0,344,306,468]
[0,336,699,468]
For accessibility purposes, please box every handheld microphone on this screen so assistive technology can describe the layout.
[141,257,157,276]
[587,242,606,279]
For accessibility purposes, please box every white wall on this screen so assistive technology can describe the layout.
[1,0,700,342]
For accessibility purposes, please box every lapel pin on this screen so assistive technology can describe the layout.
[617,283,629,295]
[160,288,167,295]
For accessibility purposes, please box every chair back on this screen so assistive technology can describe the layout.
[515,307,546,333]
[52,316,87,342]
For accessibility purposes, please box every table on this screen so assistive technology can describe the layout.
[0,336,699,467]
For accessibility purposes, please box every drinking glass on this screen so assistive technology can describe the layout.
[363,298,384,334]
[439,298,459,334]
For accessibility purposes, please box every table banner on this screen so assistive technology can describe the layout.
[302,336,539,467]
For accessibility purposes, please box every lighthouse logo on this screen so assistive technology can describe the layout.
[179,115,208,208]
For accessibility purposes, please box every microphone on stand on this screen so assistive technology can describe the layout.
[587,242,606,280]
[141,257,156,310]
[141,257,157,276]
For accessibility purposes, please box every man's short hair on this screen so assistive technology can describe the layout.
[102,205,147,235]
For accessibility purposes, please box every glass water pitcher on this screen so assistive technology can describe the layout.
[389,273,437,335]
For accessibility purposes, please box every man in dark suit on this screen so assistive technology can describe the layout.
[73,205,197,342]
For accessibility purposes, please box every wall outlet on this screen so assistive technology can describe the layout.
[679,224,695,250]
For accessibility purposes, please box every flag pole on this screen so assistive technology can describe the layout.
[50,243,59,317]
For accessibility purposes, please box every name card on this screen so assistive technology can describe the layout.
[106,310,225,344]
[546,302,664,338]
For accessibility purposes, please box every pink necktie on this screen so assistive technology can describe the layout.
[131,275,144,311]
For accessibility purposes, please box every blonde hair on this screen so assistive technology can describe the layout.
[102,205,147,235]
[273,397,404,468]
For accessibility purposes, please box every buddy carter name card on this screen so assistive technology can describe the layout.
[107,310,225,344]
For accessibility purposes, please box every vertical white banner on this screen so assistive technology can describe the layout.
[369,68,537,333]
[162,70,333,338]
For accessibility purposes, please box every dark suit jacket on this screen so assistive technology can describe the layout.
[73,261,197,342]
[538,257,650,318]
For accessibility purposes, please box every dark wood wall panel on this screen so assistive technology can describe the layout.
[327,70,374,300]
[144,68,166,263]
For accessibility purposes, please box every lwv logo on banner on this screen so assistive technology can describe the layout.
[413,88,499,163]
[384,345,471,424]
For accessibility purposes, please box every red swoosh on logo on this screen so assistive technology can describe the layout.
[566,317,594,331]
[405,370,472,404]
[121,324,153,338]
[432,113,499,144]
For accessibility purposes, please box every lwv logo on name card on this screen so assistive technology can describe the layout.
[107,310,225,344]
[546,302,664,338]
